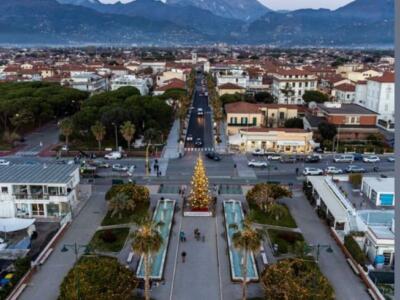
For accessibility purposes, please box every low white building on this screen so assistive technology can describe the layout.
[271,68,318,105]
[333,83,356,103]
[0,164,80,219]
[355,81,367,105]
[110,75,149,95]
[68,72,107,94]
[361,177,394,207]
[216,68,249,89]
[364,223,395,268]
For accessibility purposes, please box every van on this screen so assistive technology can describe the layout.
[333,155,354,163]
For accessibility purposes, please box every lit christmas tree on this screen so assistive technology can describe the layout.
[189,156,211,210]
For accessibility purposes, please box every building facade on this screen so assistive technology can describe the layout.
[110,75,149,95]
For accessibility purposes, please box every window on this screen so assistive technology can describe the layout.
[252,117,257,125]
[1,187,7,193]
[241,117,248,124]
[305,82,308,88]
[279,112,285,120]
[298,90,301,96]
[299,82,302,88]
[230,117,237,124]
[346,116,360,125]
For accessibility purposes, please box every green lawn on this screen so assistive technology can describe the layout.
[249,204,297,228]
[101,204,149,226]
[89,228,130,252]
[268,229,304,255]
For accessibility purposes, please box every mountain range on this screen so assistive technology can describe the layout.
[0,0,394,47]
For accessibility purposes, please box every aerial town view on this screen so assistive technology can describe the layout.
[0,0,396,300]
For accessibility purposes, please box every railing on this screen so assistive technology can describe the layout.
[13,193,71,201]
[324,178,356,216]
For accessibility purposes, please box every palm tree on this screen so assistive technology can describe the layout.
[108,193,135,219]
[232,219,264,300]
[120,121,136,151]
[59,118,74,148]
[131,217,163,300]
[90,121,106,151]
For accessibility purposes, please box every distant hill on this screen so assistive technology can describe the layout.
[0,0,394,47]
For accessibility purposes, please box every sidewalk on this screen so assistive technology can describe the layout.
[162,119,181,159]
[19,185,109,300]
[215,121,228,154]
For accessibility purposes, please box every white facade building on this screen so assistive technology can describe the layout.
[355,81,367,105]
[271,68,318,105]
[68,72,107,94]
[0,164,80,219]
[111,75,149,95]
[216,68,249,89]
[333,83,356,103]
[364,73,395,131]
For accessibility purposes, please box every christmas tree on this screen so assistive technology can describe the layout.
[189,156,211,210]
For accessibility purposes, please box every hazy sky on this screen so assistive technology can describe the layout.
[99,0,354,10]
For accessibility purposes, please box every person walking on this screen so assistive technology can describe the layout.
[181,251,186,263]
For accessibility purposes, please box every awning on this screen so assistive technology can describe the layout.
[228,134,243,146]
[277,141,305,146]
[0,218,35,233]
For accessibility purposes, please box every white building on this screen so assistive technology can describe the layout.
[156,69,188,86]
[271,68,318,105]
[364,72,395,131]
[355,81,367,105]
[216,68,249,89]
[364,223,395,268]
[111,75,149,95]
[333,83,356,103]
[68,72,107,94]
[0,164,80,219]
[361,177,394,207]
[140,62,166,74]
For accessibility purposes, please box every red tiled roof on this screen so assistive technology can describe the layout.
[334,83,355,92]
[369,72,395,83]
[155,79,185,91]
[224,101,262,114]
[218,83,245,90]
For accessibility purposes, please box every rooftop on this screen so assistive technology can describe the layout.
[318,103,378,115]
[369,72,395,83]
[362,177,394,193]
[218,83,245,90]
[0,164,79,184]
[368,226,394,240]
[334,83,355,92]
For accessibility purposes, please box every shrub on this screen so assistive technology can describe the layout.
[100,230,117,243]
[277,231,300,243]
[105,183,150,207]
[344,235,367,266]
[276,240,288,254]
[349,173,363,188]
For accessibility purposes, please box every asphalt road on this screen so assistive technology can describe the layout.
[184,73,213,150]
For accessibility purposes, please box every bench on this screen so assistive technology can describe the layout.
[9,283,27,300]
[127,252,134,264]
[39,248,54,265]
[346,258,360,275]
[261,252,268,265]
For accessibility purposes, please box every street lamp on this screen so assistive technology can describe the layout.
[61,242,92,300]
[111,122,119,151]
[304,243,333,262]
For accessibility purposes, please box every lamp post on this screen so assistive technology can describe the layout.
[61,242,91,300]
[304,243,333,262]
[111,122,119,151]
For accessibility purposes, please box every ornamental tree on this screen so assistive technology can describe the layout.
[246,183,292,213]
[189,156,211,210]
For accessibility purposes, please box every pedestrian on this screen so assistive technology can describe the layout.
[181,251,186,263]
[295,167,299,176]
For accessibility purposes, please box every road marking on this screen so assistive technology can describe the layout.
[169,209,183,300]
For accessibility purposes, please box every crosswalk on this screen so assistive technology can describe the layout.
[184,147,214,152]
[15,151,39,156]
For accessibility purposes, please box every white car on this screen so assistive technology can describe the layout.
[127,165,136,176]
[0,159,10,166]
[333,155,354,163]
[303,167,324,176]
[186,134,193,142]
[267,154,281,161]
[112,164,128,172]
[248,160,268,168]
[363,155,380,163]
[325,166,343,174]
[104,151,122,159]
[387,157,395,162]
[252,149,265,156]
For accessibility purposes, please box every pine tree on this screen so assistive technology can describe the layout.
[189,156,211,210]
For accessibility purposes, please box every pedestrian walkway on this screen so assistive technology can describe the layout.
[169,217,221,300]
[215,121,228,154]
[184,147,214,152]
[162,119,181,159]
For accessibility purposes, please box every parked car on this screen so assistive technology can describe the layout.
[80,164,97,172]
[112,164,128,172]
[206,152,221,161]
[325,166,343,174]
[345,165,366,173]
[305,155,321,163]
[186,134,193,142]
[302,167,324,176]
[353,153,364,161]
[333,155,354,163]
[313,147,324,153]
[280,155,297,163]
[363,155,381,163]
[194,138,203,147]
[0,159,10,166]
[248,159,268,168]
[92,159,110,168]
[387,156,395,162]
[252,149,265,156]
[267,154,281,161]
[104,151,122,160]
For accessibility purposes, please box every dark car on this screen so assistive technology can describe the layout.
[280,155,297,163]
[194,138,203,147]
[305,155,321,163]
[345,165,366,173]
[206,152,221,161]
[353,153,364,161]
[313,147,324,153]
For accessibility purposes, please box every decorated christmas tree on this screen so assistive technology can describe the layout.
[189,156,211,210]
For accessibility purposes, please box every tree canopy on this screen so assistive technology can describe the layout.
[105,183,150,208]
[318,122,337,141]
[246,183,292,213]
[284,117,304,129]
[302,90,329,103]
[59,256,138,300]
[261,258,334,300]
[254,92,275,104]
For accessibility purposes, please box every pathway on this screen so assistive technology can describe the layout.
[19,185,109,300]
[162,119,181,159]
[283,191,370,300]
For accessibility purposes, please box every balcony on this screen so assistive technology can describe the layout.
[13,193,50,200]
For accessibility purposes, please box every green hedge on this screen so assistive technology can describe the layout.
[344,235,367,266]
